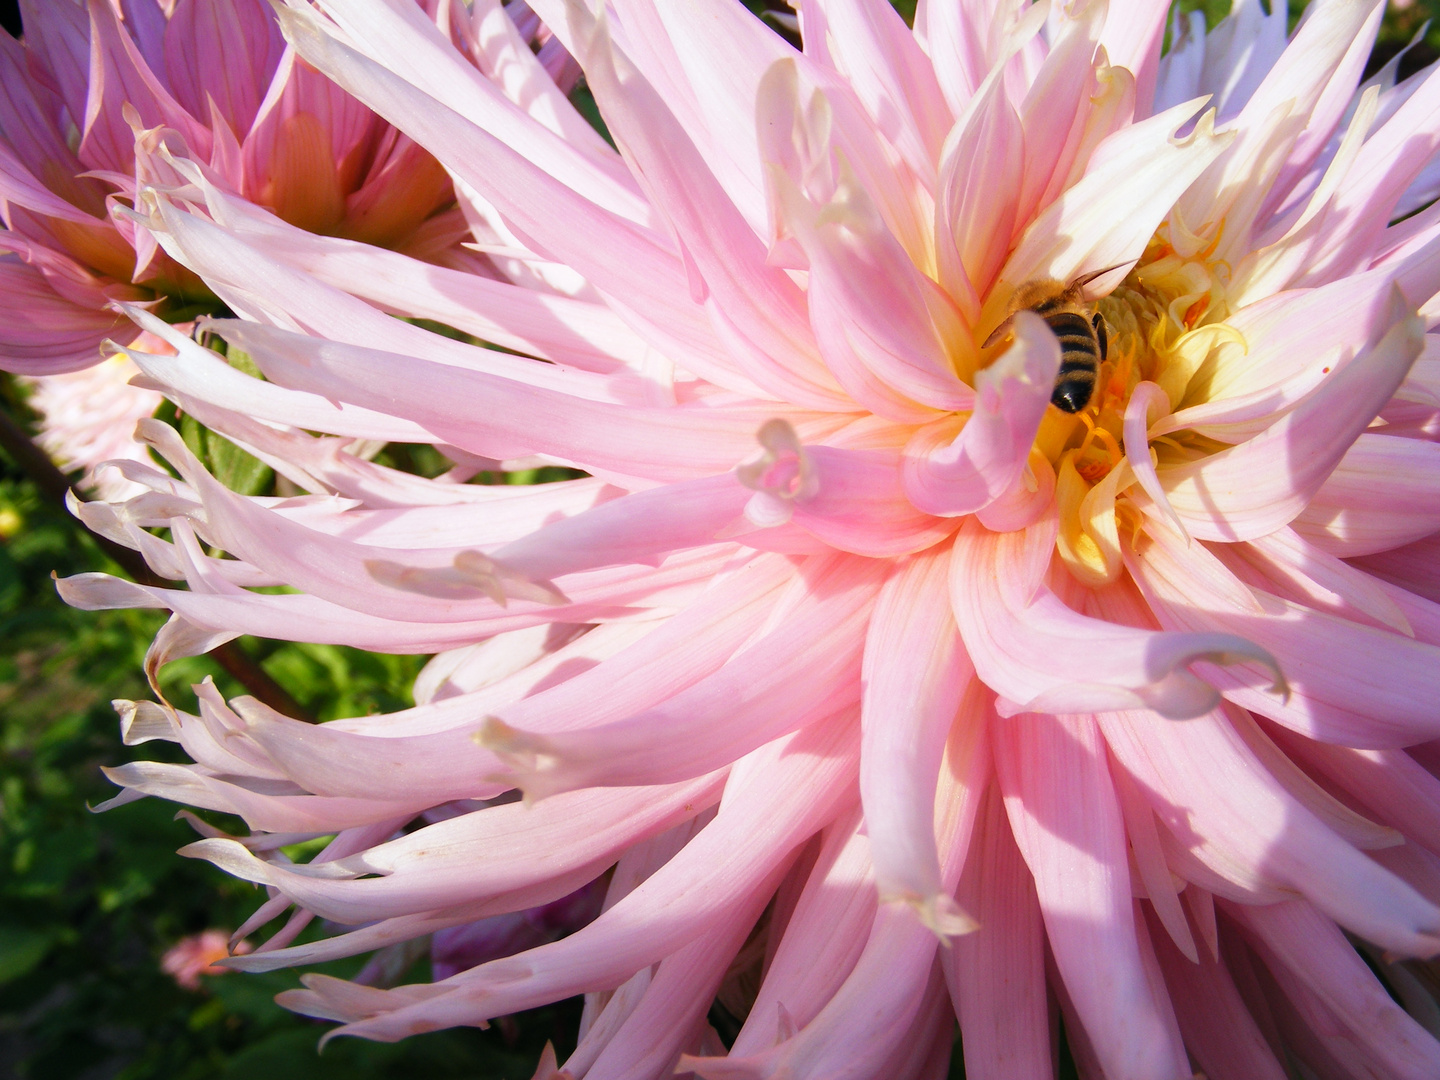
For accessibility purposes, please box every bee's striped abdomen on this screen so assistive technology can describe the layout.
[1040,308,1100,413]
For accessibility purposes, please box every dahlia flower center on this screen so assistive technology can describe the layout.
[1027,226,1240,585]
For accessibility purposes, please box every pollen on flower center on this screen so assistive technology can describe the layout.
[1028,225,1245,586]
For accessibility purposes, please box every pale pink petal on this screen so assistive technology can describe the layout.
[460,0,615,160]
[1155,266,1409,441]
[1293,64,1440,288]
[163,0,285,137]
[685,710,985,1080]
[286,714,860,1039]
[1111,758,1198,963]
[999,95,1230,291]
[481,555,878,798]
[805,0,951,183]
[1093,699,1440,955]
[1145,302,1423,542]
[859,545,973,932]
[902,310,1059,517]
[0,141,104,225]
[582,877,776,1080]
[792,443,959,557]
[1266,724,1440,857]
[1263,0,1386,216]
[933,66,1023,313]
[1291,433,1440,557]
[922,0,1037,117]
[950,516,1282,720]
[727,806,874,1057]
[1353,531,1440,605]
[994,709,1191,1080]
[191,318,813,483]
[1146,904,1288,1080]
[114,312,439,442]
[1129,523,1440,747]
[1011,1,1104,229]
[1232,526,1413,634]
[1098,0,1169,119]
[571,11,848,411]
[274,6,754,396]
[181,775,721,925]
[281,0,643,215]
[946,783,1050,1080]
[776,172,970,419]
[1230,899,1440,1073]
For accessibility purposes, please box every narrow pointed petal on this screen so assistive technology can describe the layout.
[951,516,1283,720]
[995,709,1191,1080]
[861,543,973,929]
[947,783,1051,1080]
[903,311,1059,517]
[1146,300,1423,542]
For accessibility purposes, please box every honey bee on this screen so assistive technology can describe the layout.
[983,266,1124,413]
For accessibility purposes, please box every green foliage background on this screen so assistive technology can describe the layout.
[1,1,1438,1077]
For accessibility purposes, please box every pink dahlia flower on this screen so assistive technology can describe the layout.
[62,0,1440,1076]
[160,928,251,990]
[0,0,473,377]
[0,0,516,494]
[24,339,165,499]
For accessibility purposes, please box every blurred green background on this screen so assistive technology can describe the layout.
[1,0,1439,1077]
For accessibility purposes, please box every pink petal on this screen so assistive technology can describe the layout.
[902,310,1059,517]
[1128,524,1440,747]
[573,12,849,411]
[193,318,815,483]
[181,774,721,925]
[1230,898,1440,1072]
[274,5,756,397]
[0,260,126,374]
[860,545,974,931]
[1146,903,1288,1080]
[114,311,437,442]
[727,806,874,1056]
[1146,300,1423,542]
[686,706,986,1080]
[1291,433,1440,557]
[1011,1,1104,228]
[1266,723,1440,857]
[481,554,879,798]
[934,65,1024,311]
[806,0,951,184]
[1099,0,1169,119]
[17,0,92,129]
[80,0,213,173]
[581,876,777,1080]
[1000,95,1229,290]
[994,709,1190,1080]
[793,443,960,557]
[946,783,1051,1080]
[1094,699,1440,955]
[163,0,284,137]
[951,516,1282,719]
[293,714,861,1039]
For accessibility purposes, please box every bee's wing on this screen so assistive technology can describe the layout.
[982,315,1016,349]
[1072,262,1131,294]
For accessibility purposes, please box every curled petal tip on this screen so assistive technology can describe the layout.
[737,419,817,503]
[475,718,556,804]
[888,892,980,942]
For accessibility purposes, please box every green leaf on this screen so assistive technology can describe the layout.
[0,924,53,984]
[205,428,273,497]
